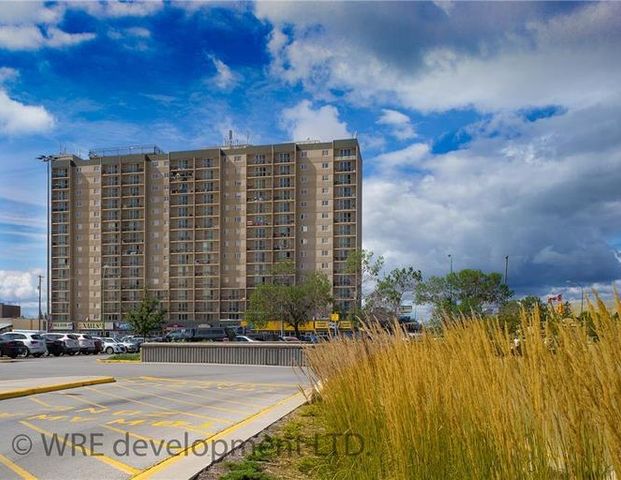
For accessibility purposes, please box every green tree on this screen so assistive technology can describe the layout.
[246,262,332,337]
[124,290,166,340]
[376,267,422,318]
[345,249,385,323]
[417,269,513,320]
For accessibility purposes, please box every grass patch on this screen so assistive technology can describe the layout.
[219,403,333,480]
[306,296,621,479]
[104,353,140,361]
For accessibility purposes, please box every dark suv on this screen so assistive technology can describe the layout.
[0,337,27,358]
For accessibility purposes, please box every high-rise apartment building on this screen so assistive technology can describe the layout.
[49,139,361,332]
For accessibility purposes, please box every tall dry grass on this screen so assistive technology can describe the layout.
[307,296,621,479]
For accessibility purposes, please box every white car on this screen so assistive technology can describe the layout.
[101,337,126,354]
[0,332,47,357]
[75,334,96,355]
[234,335,258,342]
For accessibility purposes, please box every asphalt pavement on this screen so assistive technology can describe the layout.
[0,355,307,480]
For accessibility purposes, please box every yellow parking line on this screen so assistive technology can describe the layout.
[139,376,298,389]
[102,424,168,445]
[58,393,108,410]
[84,386,233,425]
[117,383,246,415]
[0,453,37,480]
[124,380,256,407]
[19,421,139,476]
[131,391,305,479]
[28,397,72,411]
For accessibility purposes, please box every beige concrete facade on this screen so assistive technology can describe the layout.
[49,139,361,331]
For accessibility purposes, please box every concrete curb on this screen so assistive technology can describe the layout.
[96,359,141,364]
[130,389,309,480]
[0,376,116,400]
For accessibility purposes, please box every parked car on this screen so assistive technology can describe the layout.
[44,333,80,356]
[164,329,193,342]
[190,327,234,342]
[0,336,28,358]
[100,337,126,354]
[75,334,97,355]
[234,335,259,342]
[279,336,302,343]
[0,332,47,357]
[117,337,139,353]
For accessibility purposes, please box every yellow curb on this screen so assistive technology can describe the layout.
[0,377,116,400]
[130,390,307,480]
[96,359,141,364]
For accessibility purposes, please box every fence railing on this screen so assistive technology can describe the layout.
[141,342,310,366]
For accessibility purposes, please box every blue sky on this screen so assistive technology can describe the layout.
[1,1,620,315]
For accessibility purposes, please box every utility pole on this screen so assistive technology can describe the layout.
[37,274,43,331]
[504,256,509,285]
[448,254,453,274]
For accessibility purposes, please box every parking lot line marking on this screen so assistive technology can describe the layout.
[130,390,306,480]
[139,376,299,389]
[57,393,108,410]
[28,397,72,411]
[101,424,169,445]
[125,379,256,406]
[116,383,246,415]
[84,386,234,425]
[0,453,37,480]
[19,420,140,476]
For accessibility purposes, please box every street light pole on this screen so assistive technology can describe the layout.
[448,254,453,274]
[504,256,509,285]
[37,274,43,331]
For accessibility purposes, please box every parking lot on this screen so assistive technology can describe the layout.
[0,356,306,479]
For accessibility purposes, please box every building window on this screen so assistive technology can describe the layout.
[300,164,306,169]
[322,175,329,181]
[321,225,328,231]
[321,262,328,268]
[322,200,329,206]
[302,225,308,232]
[322,162,329,168]
[322,213,329,219]
[321,250,328,256]
[321,238,328,243]
[300,151,308,158]
[322,150,329,156]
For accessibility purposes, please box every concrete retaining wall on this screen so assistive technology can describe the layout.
[141,342,310,366]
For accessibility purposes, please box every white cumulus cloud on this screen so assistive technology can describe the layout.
[377,109,416,140]
[281,100,350,142]
[0,89,55,135]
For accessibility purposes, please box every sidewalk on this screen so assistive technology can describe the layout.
[0,376,115,400]
[132,389,309,480]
